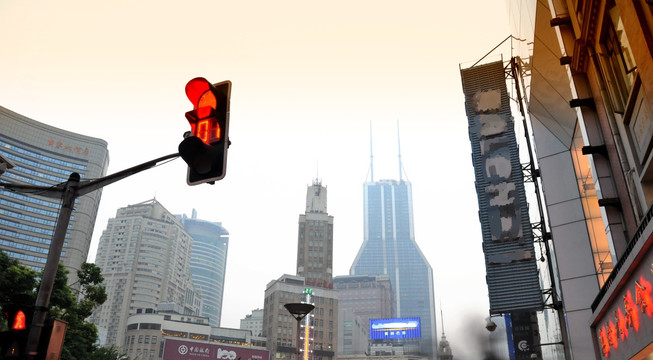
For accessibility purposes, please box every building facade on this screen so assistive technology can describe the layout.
[337,308,369,356]
[240,308,264,337]
[124,305,268,360]
[297,179,334,289]
[334,274,394,329]
[350,179,437,357]
[494,0,653,358]
[90,199,201,348]
[178,210,229,327]
[263,274,338,360]
[334,274,394,356]
[0,106,109,284]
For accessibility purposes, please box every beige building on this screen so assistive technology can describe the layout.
[90,199,201,348]
[334,275,394,356]
[263,274,338,360]
[297,179,334,289]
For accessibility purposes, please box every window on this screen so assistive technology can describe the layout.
[571,123,613,285]
[596,5,637,113]
[138,335,143,344]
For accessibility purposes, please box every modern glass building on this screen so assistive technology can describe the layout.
[0,105,109,285]
[350,179,437,357]
[178,210,229,327]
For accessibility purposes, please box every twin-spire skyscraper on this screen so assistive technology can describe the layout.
[350,123,438,357]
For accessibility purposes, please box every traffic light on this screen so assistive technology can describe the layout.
[179,77,231,185]
[1,303,32,359]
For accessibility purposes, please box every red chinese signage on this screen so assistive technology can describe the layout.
[597,275,653,357]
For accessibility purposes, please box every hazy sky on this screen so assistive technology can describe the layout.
[1,0,517,357]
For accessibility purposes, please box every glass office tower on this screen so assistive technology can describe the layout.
[350,179,437,357]
[179,210,229,327]
[0,106,109,285]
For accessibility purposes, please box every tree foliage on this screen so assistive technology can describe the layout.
[0,250,38,305]
[0,250,110,359]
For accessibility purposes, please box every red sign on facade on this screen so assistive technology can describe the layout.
[596,271,653,357]
[162,338,268,360]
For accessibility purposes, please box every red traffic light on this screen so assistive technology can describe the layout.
[180,77,231,185]
[11,310,26,331]
[185,77,218,119]
[184,78,231,145]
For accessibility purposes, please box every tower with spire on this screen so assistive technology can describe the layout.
[297,178,334,288]
[351,123,438,357]
[437,308,453,359]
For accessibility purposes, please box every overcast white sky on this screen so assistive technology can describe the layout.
[0,0,518,357]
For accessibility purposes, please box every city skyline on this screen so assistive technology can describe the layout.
[0,1,515,357]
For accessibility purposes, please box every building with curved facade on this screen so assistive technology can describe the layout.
[179,210,229,327]
[0,105,109,284]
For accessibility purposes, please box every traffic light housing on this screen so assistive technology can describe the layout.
[1,303,32,359]
[179,77,231,185]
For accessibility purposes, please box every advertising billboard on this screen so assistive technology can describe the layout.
[162,338,269,360]
[369,318,421,340]
[460,60,543,313]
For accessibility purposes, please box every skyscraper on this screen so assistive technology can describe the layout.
[350,174,437,356]
[90,199,201,347]
[178,210,229,327]
[296,179,334,289]
[0,106,109,285]
[263,180,339,360]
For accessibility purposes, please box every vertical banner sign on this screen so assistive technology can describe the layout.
[461,61,543,313]
[510,311,541,360]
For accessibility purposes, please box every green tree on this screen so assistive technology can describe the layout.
[47,263,107,360]
[0,250,110,359]
[0,250,38,305]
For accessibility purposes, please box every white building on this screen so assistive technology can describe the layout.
[90,199,201,348]
[240,308,264,337]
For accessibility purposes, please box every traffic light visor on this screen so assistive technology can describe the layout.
[185,77,217,119]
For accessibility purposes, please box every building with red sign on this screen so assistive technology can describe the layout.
[500,0,653,358]
[0,106,109,287]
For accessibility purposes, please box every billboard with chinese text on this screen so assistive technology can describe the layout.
[162,338,269,360]
[369,317,421,340]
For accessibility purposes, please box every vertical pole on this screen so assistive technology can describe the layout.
[296,319,301,360]
[25,173,80,359]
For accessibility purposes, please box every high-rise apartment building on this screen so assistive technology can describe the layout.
[178,210,229,327]
[350,179,437,357]
[90,199,201,347]
[0,106,109,285]
[297,179,334,288]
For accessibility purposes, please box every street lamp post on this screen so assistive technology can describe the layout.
[284,303,314,360]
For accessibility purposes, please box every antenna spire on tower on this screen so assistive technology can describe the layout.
[397,120,404,182]
[369,121,374,183]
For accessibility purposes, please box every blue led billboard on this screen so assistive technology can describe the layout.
[369,318,421,340]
